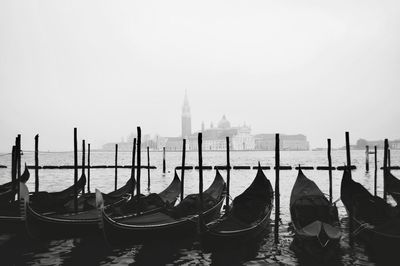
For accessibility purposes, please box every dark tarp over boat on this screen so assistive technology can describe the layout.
[384,171,400,204]
[290,169,341,260]
[100,170,226,246]
[0,173,86,233]
[201,166,274,251]
[24,174,180,239]
[341,169,400,262]
[107,171,181,219]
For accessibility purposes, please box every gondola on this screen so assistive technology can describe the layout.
[289,169,341,260]
[61,177,136,213]
[106,171,182,219]
[0,173,86,233]
[0,165,30,203]
[24,173,180,239]
[384,171,400,204]
[201,165,273,251]
[341,169,400,261]
[99,170,226,246]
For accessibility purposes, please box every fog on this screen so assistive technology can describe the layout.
[1,0,399,151]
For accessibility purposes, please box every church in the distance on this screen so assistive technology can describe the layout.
[164,92,309,151]
[102,91,310,151]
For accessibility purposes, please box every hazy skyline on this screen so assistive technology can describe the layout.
[1,1,400,152]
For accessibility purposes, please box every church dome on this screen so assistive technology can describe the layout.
[218,115,231,129]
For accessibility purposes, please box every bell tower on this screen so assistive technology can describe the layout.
[181,90,192,138]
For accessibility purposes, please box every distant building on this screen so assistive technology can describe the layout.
[255,134,309,151]
[102,91,311,151]
[355,138,400,150]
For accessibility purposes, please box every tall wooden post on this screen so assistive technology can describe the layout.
[81,140,86,194]
[130,138,136,197]
[365,145,370,172]
[345,131,353,246]
[383,139,388,202]
[388,149,391,168]
[163,147,166,174]
[147,146,150,191]
[115,144,118,191]
[226,137,231,211]
[136,127,141,198]
[87,143,91,193]
[198,133,204,212]
[327,139,333,204]
[74,128,78,212]
[11,146,16,190]
[180,139,186,201]
[34,134,39,192]
[16,135,21,200]
[274,133,280,244]
[374,146,377,196]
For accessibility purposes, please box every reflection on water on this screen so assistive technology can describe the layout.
[0,150,399,265]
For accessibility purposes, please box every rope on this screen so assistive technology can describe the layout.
[352,222,374,236]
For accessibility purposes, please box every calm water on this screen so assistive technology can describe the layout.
[0,150,399,265]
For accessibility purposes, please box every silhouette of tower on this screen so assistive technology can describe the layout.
[181,90,192,138]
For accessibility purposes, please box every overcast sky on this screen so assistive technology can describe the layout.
[1,0,399,151]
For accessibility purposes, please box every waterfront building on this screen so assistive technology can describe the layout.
[254,134,309,151]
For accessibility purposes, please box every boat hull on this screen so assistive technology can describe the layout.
[101,198,224,246]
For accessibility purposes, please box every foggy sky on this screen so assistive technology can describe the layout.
[1,0,400,152]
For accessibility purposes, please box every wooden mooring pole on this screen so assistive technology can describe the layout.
[274,133,280,244]
[365,145,370,172]
[74,128,78,212]
[147,146,150,191]
[82,140,86,194]
[180,139,186,202]
[88,143,91,193]
[35,134,39,192]
[130,138,136,197]
[226,137,231,211]
[11,146,16,185]
[374,146,377,196]
[383,139,388,202]
[345,132,353,246]
[115,144,118,191]
[328,139,333,204]
[163,147,166,174]
[198,133,204,212]
[16,135,21,200]
[136,127,141,199]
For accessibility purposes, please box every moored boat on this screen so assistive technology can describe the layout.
[290,169,341,260]
[341,169,400,262]
[99,170,226,246]
[24,173,180,239]
[0,173,86,233]
[201,165,273,251]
